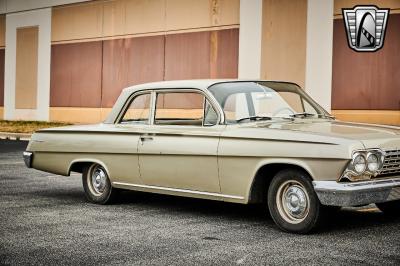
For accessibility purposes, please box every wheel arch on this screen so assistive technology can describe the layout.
[68,158,110,178]
[247,161,314,204]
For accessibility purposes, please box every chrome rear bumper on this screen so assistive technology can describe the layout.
[23,151,33,168]
[313,178,400,207]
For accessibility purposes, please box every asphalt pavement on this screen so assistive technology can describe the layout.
[1,139,399,265]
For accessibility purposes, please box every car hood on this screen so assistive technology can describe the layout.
[251,120,400,149]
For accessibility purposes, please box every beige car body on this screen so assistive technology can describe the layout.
[25,80,400,205]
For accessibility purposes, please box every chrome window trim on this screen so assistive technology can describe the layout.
[115,87,225,126]
[149,91,156,125]
[204,89,226,125]
[202,98,219,127]
[152,88,223,126]
[115,90,154,124]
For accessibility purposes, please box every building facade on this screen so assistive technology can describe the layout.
[0,0,398,125]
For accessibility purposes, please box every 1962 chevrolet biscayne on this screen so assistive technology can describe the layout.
[23,80,400,233]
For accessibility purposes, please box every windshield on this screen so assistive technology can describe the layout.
[207,81,331,124]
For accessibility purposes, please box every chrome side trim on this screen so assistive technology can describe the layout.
[112,182,244,200]
[313,177,400,207]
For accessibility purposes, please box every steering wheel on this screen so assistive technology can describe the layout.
[272,107,295,116]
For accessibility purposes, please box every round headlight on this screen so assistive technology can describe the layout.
[353,154,366,174]
[367,153,380,172]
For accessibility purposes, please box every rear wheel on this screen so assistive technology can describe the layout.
[268,169,322,234]
[376,200,400,216]
[82,163,119,204]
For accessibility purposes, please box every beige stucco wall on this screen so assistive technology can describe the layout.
[0,0,91,14]
[334,0,400,16]
[52,0,240,43]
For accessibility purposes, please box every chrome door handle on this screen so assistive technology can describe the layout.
[140,136,153,142]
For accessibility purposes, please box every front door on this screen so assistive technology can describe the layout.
[138,90,223,193]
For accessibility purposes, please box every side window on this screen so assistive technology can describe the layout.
[155,92,204,126]
[120,93,151,124]
[204,100,218,126]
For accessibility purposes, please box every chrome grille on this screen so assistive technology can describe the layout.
[378,149,400,177]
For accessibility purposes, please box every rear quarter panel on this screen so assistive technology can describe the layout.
[27,127,142,184]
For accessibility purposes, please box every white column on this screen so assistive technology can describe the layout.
[238,0,262,79]
[4,8,51,121]
[305,0,334,112]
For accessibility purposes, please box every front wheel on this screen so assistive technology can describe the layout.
[376,200,400,216]
[82,163,119,204]
[268,169,322,234]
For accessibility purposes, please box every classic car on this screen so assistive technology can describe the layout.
[23,80,400,233]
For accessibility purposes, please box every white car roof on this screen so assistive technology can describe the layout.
[104,79,291,124]
[122,79,236,94]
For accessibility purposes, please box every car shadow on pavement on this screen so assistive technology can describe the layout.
[115,190,400,233]
[320,208,400,234]
[26,185,400,233]
[118,190,270,221]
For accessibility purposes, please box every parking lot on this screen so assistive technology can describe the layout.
[0,139,399,265]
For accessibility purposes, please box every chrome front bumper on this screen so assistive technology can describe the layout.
[23,151,33,168]
[313,178,400,207]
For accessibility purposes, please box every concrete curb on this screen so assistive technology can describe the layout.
[0,132,31,141]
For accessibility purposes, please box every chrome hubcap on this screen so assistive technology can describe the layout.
[284,186,308,218]
[276,181,310,224]
[91,166,107,195]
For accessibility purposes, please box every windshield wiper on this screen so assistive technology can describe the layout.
[289,112,316,118]
[236,116,295,123]
[236,116,273,123]
[289,112,335,119]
